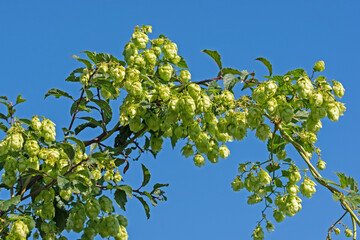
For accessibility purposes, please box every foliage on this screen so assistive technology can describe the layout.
[0,25,358,240]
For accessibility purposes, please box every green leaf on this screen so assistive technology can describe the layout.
[66,68,83,82]
[335,172,349,189]
[201,49,222,70]
[332,192,342,202]
[71,55,92,69]
[44,88,73,100]
[114,125,132,148]
[221,68,242,76]
[16,94,26,104]
[114,189,127,211]
[274,178,283,188]
[174,56,189,69]
[266,164,280,173]
[348,193,360,208]
[91,99,112,124]
[0,96,8,101]
[0,113,7,121]
[19,118,31,126]
[78,117,105,131]
[57,176,70,190]
[293,110,310,122]
[255,57,272,76]
[82,51,98,63]
[267,134,286,154]
[135,195,150,219]
[70,99,90,115]
[0,196,21,211]
[116,185,133,199]
[223,74,240,91]
[58,142,75,160]
[0,122,8,132]
[143,191,157,206]
[85,89,94,100]
[64,136,85,154]
[74,122,98,135]
[140,164,151,188]
[286,68,305,78]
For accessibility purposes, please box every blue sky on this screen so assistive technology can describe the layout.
[1,1,360,239]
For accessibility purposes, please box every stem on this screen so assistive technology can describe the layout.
[352,215,357,240]
[84,122,121,147]
[277,124,360,227]
[327,211,348,238]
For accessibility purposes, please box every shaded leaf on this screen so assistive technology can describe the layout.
[117,185,133,199]
[45,89,73,100]
[114,189,127,211]
[91,99,112,124]
[74,122,98,135]
[82,51,98,63]
[65,136,85,154]
[57,176,70,190]
[79,117,105,131]
[221,68,242,76]
[58,142,75,160]
[135,195,150,219]
[0,196,21,211]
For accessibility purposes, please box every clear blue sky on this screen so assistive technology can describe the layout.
[1,1,360,239]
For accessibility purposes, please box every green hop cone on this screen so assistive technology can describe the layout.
[334,227,340,235]
[332,81,345,98]
[99,195,114,213]
[8,133,24,151]
[86,198,101,220]
[0,140,8,156]
[144,49,157,65]
[193,154,205,167]
[41,119,56,142]
[288,166,301,183]
[255,124,271,142]
[247,194,262,205]
[158,63,173,82]
[313,60,325,72]
[60,189,72,201]
[317,158,326,170]
[219,145,230,159]
[117,215,128,227]
[252,225,264,240]
[266,221,275,233]
[244,173,260,192]
[300,177,316,198]
[104,215,120,237]
[179,70,191,83]
[345,228,353,237]
[132,31,149,49]
[258,169,272,186]
[114,225,129,240]
[273,210,285,223]
[326,102,340,122]
[31,116,42,131]
[162,42,178,59]
[286,183,299,196]
[24,140,40,157]
[231,177,244,191]
[187,83,202,100]
[9,220,29,239]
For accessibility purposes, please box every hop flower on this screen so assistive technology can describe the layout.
[158,63,173,82]
[132,31,149,49]
[31,116,42,131]
[317,158,326,170]
[219,145,230,159]
[258,169,272,186]
[179,70,191,83]
[8,133,24,151]
[345,228,353,237]
[313,60,325,72]
[86,198,101,220]
[41,119,56,142]
[300,177,316,198]
[193,154,205,167]
[162,42,178,60]
[99,196,114,213]
[255,124,271,142]
[181,144,194,158]
[252,225,264,240]
[231,177,244,191]
[332,81,345,98]
[273,209,285,223]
